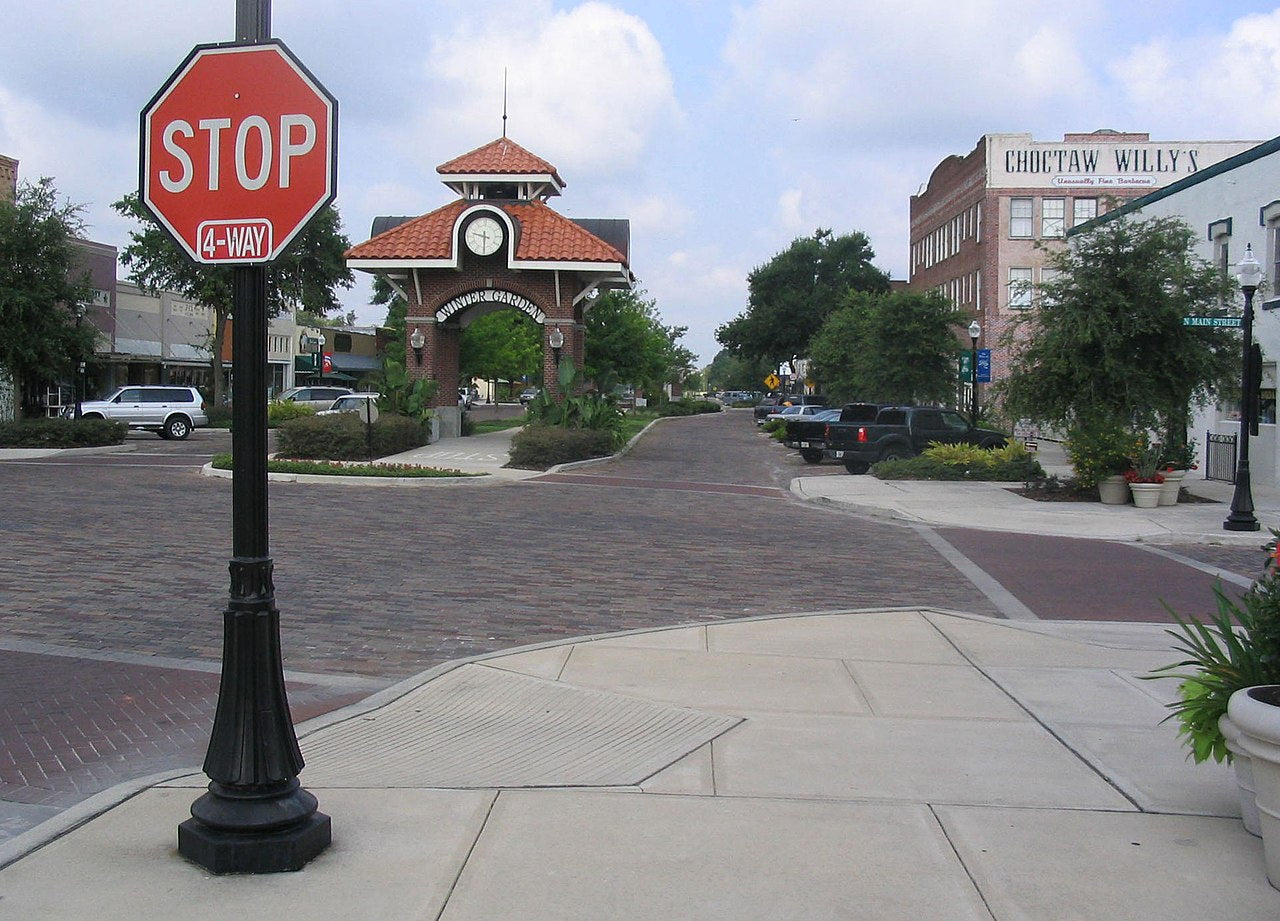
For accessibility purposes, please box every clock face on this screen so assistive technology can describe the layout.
[465,216,504,256]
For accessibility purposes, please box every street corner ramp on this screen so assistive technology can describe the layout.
[296,663,742,788]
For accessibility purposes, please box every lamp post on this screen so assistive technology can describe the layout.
[548,326,564,366]
[409,326,425,366]
[74,303,86,419]
[314,332,325,384]
[1225,244,1263,531]
[968,319,981,425]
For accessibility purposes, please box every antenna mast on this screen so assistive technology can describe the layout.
[502,68,508,138]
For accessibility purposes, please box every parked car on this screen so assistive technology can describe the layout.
[825,405,1007,474]
[519,387,541,405]
[459,388,478,409]
[275,386,354,410]
[782,408,843,462]
[317,393,380,418]
[764,403,828,424]
[68,385,208,440]
[753,393,826,424]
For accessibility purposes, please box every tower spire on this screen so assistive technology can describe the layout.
[502,68,508,138]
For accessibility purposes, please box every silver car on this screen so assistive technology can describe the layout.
[275,385,354,410]
[71,385,208,439]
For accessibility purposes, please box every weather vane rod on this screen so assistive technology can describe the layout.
[502,68,508,138]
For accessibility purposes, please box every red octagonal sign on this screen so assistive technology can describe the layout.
[141,41,337,264]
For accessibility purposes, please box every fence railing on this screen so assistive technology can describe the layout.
[1205,431,1238,483]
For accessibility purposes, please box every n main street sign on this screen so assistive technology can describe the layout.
[1182,316,1243,328]
[140,41,337,264]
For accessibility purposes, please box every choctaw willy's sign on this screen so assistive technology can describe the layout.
[988,135,1257,190]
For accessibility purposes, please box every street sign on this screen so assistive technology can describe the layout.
[141,41,337,264]
[764,373,781,390]
[1182,316,1243,328]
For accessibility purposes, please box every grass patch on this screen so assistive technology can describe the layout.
[211,453,484,478]
[470,417,528,434]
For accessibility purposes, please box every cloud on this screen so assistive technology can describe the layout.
[1111,9,1280,138]
[776,189,805,234]
[412,1,681,178]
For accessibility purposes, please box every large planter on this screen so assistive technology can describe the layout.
[1220,712,1263,836]
[1229,686,1280,889]
[1098,474,1129,505]
[1129,481,1163,508]
[1159,469,1186,506]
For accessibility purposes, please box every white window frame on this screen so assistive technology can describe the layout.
[1262,201,1280,308]
[1008,267,1033,309]
[1042,198,1065,238]
[1009,198,1033,238]
[1073,198,1097,227]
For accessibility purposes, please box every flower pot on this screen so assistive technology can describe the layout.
[1221,712,1263,836]
[1098,474,1129,505]
[1229,686,1280,889]
[1129,482,1163,508]
[1159,469,1186,506]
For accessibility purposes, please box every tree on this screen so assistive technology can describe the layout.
[704,349,774,393]
[1000,215,1237,452]
[112,193,355,405]
[371,275,407,367]
[459,310,541,398]
[0,178,96,412]
[585,288,692,397]
[808,290,966,404]
[715,228,889,377]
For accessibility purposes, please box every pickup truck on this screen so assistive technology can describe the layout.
[785,403,881,463]
[825,405,1007,474]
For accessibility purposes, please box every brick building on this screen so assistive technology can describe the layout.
[908,131,1258,413]
[0,154,16,202]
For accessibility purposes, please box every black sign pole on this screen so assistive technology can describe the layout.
[177,0,331,874]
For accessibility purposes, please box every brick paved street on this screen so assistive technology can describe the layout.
[0,409,1260,842]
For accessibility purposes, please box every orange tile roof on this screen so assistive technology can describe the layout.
[437,138,565,187]
[345,200,626,266]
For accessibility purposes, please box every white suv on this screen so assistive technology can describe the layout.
[71,385,208,439]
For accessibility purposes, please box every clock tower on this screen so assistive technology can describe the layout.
[345,137,633,437]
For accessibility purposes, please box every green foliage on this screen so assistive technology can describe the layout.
[0,178,97,392]
[112,193,354,406]
[762,418,787,438]
[0,417,126,447]
[525,357,626,448]
[267,401,315,427]
[716,228,890,374]
[507,422,615,470]
[1161,439,1198,471]
[1146,529,1280,763]
[373,357,438,423]
[585,288,693,396]
[459,310,540,389]
[656,399,722,417]
[704,349,775,393]
[276,413,428,460]
[1001,215,1237,439]
[210,453,479,478]
[809,289,966,404]
[1064,421,1141,487]
[872,441,1043,481]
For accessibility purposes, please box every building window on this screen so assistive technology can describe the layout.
[1209,218,1232,311]
[1008,267,1033,309]
[1073,198,1097,226]
[1039,268,1061,307]
[1009,198,1033,238]
[1261,201,1280,306]
[1042,199,1065,238]
[334,333,353,352]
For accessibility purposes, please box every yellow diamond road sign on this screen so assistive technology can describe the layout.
[764,373,781,390]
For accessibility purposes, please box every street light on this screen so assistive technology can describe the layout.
[74,303,86,419]
[968,319,981,424]
[548,326,564,366]
[1225,244,1263,531]
[409,326,425,366]
[315,332,325,383]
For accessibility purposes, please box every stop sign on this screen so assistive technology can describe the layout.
[141,41,337,265]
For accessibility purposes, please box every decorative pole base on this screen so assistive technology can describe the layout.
[178,812,331,875]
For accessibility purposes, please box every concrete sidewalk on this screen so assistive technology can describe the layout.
[2,608,1277,917]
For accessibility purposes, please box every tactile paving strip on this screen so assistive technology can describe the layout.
[298,663,742,788]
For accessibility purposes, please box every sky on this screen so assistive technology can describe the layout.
[6,0,1280,366]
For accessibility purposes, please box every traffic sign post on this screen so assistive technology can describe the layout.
[150,1,333,875]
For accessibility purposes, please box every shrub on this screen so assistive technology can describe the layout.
[762,418,787,436]
[872,441,1044,481]
[507,422,614,470]
[276,413,428,460]
[1065,422,1139,487]
[268,401,316,427]
[0,417,127,447]
[657,399,722,417]
[205,404,232,428]
[211,453,480,478]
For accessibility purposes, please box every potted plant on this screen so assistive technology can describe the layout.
[1158,439,1198,506]
[1148,531,1280,841]
[1124,442,1165,508]
[1065,423,1137,504]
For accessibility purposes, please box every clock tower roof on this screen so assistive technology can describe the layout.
[437,137,565,200]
